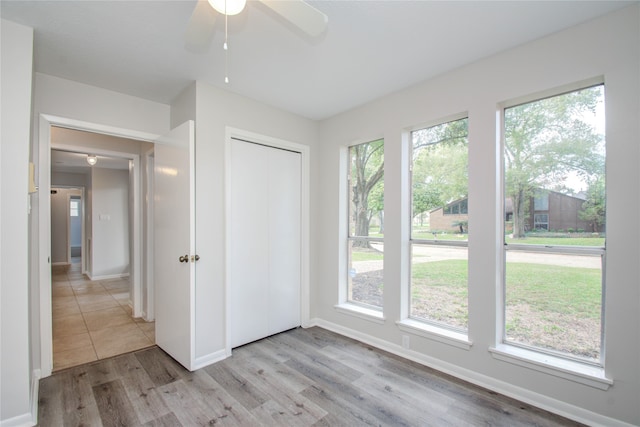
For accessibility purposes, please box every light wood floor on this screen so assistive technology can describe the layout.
[37,326,583,426]
[52,258,155,371]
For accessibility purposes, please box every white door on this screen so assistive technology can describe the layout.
[154,121,196,370]
[229,139,301,348]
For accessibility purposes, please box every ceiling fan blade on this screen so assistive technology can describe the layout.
[259,0,328,37]
[184,0,218,53]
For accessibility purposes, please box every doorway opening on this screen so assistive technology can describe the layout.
[47,127,156,372]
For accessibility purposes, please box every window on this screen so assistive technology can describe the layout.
[410,117,469,331]
[70,199,80,217]
[347,139,384,310]
[533,213,548,230]
[503,84,605,364]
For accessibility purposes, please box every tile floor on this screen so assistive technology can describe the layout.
[52,258,155,371]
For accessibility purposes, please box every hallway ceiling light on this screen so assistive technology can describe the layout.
[86,155,98,166]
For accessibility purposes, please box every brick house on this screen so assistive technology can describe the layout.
[428,190,595,233]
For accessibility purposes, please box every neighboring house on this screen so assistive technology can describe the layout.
[429,190,595,233]
[429,198,468,233]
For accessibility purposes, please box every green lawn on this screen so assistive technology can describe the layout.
[410,259,600,318]
[409,258,602,358]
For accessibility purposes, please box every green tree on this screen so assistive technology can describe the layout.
[350,140,384,247]
[579,177,606,232]
[412,118,468,223]
[504,86,605,238]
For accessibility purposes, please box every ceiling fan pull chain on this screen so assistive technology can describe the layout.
[224,0,229,83]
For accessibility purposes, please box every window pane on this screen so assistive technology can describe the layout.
[503,84,606,363]
[504,85,605,243]
[410,244,468,330]
[348,239,384,309]
[411,118,468,238]
[505,251,602,361]
[347,139,384,310]
[349,139,384,237]
[410,118,468,331]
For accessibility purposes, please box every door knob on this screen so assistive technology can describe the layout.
[179,255,189,263]
[191,254,200,262]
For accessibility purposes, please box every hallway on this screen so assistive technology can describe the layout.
[52,258,155,371]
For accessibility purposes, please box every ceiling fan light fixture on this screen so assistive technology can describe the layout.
[86,155,98,166]
[208,0,246,16]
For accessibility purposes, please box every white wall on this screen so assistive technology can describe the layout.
[1,19,34,426]
[90,168,130,278]
[315,6,639,426]
[168,82,319,363]
[51,171,87,188]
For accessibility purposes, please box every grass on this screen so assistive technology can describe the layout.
[412,230,605,247]
[505,262,601,318]
[351,250,384,262]
[409,258,602,357]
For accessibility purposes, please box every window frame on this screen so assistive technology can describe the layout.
[499,81,607,368]
[345,139,385,313]
[407,115,470,336]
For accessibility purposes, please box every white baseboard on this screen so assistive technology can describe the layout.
[89,272,130,281]
[0,369,40,427]
[306,318,636,427]
[192,349,228,371]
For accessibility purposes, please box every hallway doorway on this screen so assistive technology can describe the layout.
[51,258,154,371]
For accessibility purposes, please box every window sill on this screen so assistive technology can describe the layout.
[334,303,385,324]
[489,344,612,390]
[396,319,472,350]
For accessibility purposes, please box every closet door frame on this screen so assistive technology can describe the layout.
[224,127,310,356]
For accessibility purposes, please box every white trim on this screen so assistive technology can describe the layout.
[143,148,155,321]
[50,262,70,267]
[29,369,41,426]
[489,344,611,390]
[224,127,311,355]
[334,303,386,324]
[89,272,130,281]
[396,318,472,350]
[38,113,160,378]
[192,349,228,371]
[0,413,34,427]
[307,318,633,427]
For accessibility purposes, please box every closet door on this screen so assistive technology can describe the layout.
[229,139,301,348]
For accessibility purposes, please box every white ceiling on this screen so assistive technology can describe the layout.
[1,0,634,120]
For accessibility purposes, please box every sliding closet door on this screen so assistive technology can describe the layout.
[229,139,301,348]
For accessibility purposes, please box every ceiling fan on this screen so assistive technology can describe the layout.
[185,0,329,54]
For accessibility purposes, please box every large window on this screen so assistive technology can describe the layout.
[503,84,605,363]
[410,117,469,331]
[347,139,384,310]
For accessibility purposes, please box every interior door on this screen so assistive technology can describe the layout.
[154,120,196,370]
[229,139,301,348]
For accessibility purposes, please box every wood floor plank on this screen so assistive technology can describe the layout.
[134,347,181,387]
[267,332,363,383]
[299,384,384,427]
[38,328,585,427]
[36,375,64,426]
[233,343,316,393]
[92,379,140,427]
[282,351,415,426]
[112,353,172,424]
[320,344,455,414]
[183,368,259,426]
[59,366,103,426]
[157,379,219,426]
[141,412,183,427]
[231,354,328,425]
[203,361,270,411]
